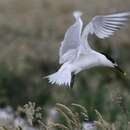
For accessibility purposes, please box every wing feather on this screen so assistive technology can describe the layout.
[82,12,130,40]
[59,11,83,64]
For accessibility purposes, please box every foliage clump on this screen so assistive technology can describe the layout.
[0,102,130,130]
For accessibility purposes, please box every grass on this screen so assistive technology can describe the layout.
[1,102,130,130]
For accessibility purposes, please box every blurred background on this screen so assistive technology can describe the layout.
[0,0,130,127]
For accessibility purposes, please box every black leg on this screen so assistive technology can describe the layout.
[70,74,75,88]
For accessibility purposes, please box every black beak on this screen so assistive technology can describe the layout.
[70,74,75,88]
[114,64,127,76]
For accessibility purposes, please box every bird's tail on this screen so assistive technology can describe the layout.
[44,68,72,87]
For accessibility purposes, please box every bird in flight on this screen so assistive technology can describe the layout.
[45,11,130,88]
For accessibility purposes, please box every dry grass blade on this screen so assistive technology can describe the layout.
[38,120,48,130]
[71,103,88,114]
[71,103,88,120]
[56,103,81,129]
[56,107,73,129]
[95,110,110,130]
[95,110,105,124]
[56,103,77,123]
[94,121,108,130]
[56,103,75,118]
[48,122,69,130]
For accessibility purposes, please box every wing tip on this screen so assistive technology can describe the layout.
[106,11,130,18]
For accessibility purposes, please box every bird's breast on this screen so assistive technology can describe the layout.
[71,54,100,74]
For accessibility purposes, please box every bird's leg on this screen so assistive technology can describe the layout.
[70,73,75,88]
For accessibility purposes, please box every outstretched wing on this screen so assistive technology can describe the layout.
[59,11,83,64]
[82,12,130,42]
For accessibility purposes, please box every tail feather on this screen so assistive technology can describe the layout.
[44,69,72,87]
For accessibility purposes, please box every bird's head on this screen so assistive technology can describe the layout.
[73,11,83,19]
[101,52,126,76]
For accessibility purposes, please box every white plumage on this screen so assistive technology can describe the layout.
[45,11,130,87]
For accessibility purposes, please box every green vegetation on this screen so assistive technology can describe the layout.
[1,102,130,130]
[0,0,130,129]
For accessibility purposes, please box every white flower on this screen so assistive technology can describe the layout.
[82,122,97,130]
